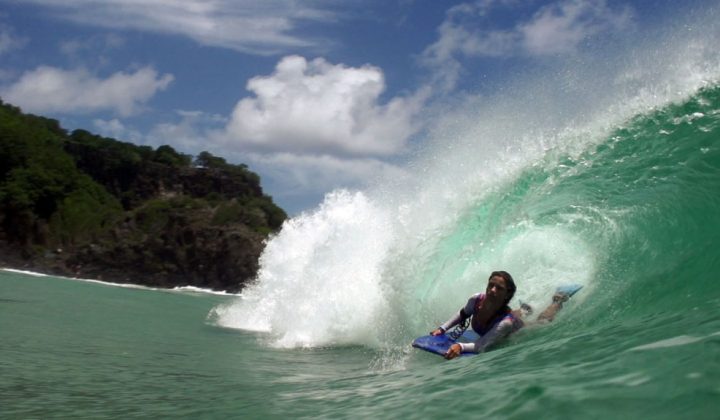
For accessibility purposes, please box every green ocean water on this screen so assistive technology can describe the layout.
[3,88,720,418]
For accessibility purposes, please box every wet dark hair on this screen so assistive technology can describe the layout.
[488,270,516,308]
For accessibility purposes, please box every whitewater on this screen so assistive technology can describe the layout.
[3,6,720,419]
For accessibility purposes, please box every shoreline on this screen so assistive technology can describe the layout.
[0,267,238,297]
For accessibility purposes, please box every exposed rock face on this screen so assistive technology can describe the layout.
[65,198,269,293]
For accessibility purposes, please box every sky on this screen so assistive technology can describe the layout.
[0,0,713,214]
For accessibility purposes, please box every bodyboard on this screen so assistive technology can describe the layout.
[411,330,479,357]
[411,334,456,356]
[556,284,583,297]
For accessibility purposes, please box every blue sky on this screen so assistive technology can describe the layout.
[0,0,713,214]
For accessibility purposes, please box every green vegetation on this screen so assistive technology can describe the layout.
[0,100,123,249]
[0,98,287,291]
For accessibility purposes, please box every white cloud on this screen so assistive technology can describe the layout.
[0,23,28,55]
[18,0,341,55]
[112,55,425,209]
[0,69,16,82]
[247,152,407,199]
[422,0,633,90]
[146,110,226,151]
[222,55,426,157]
[60,33,125,56]
[520,0,633,55]
[93,118,143,142]
[1,66,174,116]
[69,54,424,209]
[93,110,225,150]
[136,113,411,208]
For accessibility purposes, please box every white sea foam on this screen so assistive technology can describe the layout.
[629,331,720,352]
[629,335,704,351]
[2,267,231,296]
[172,285,238,296]
[1,268,158,290]
[1,268,49,277]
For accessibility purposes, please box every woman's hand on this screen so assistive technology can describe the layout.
[444,343,462,360]
[430,328,445,336]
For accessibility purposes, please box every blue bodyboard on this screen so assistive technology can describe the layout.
[411,330,480,357]
[411,334,456,356]
[556,284,583,297]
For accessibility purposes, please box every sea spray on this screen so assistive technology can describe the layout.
[212,190,395,348]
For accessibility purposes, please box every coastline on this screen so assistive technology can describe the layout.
[0,237,255,294]
[0,267,239,297]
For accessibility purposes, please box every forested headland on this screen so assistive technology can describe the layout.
[0,99,287,292]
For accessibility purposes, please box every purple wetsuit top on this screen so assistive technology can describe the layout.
[439,293,520,353]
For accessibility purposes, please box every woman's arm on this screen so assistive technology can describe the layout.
[453,318,514,355]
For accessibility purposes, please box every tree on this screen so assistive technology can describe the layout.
[194,151,228,169]
[153,145,192,167]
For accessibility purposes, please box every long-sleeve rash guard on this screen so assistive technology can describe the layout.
[439,293,518,353]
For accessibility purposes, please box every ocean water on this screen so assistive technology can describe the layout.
[4,83,720,418]
[4,11,720,419]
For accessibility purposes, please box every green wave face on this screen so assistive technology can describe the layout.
[417,85,720,327]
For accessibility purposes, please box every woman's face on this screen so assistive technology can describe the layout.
[485,276,509,304]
